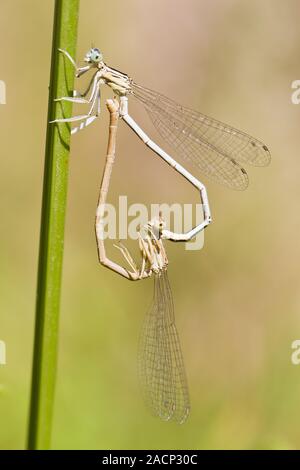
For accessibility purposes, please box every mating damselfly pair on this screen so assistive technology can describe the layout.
[52,48,270,424]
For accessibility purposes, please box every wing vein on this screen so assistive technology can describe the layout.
[132,83,270,190]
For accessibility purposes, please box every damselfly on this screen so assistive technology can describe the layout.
[52,47,270,193]
[51,49,270,423]
[96,99,190,423]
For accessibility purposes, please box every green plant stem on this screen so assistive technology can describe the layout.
[27,0,80,450]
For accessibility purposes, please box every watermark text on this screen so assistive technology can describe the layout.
[0,340,6,365]
[0,80,6,104]
[291,80,300,104]
[96,196,206,251]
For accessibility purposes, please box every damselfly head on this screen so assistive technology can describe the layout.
[147,217,165,239]
[84,47,103,64]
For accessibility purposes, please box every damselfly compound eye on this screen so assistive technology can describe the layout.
[86,47,102,63]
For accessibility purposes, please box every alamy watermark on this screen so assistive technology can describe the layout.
[291,80,300,104]
[0,80,6,104]
[97,196,206,250]
[0,340,6,365]
[291,339,300,365]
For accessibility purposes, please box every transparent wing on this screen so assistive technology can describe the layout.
[138,270,190,424]
[131,83,271,190]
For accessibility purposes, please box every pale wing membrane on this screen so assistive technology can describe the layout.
[138,270,190,424]
[132,83,270,190]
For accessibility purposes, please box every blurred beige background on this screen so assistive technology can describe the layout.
[1,0,300,449]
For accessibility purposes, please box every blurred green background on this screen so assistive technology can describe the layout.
[1,0,300,450]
